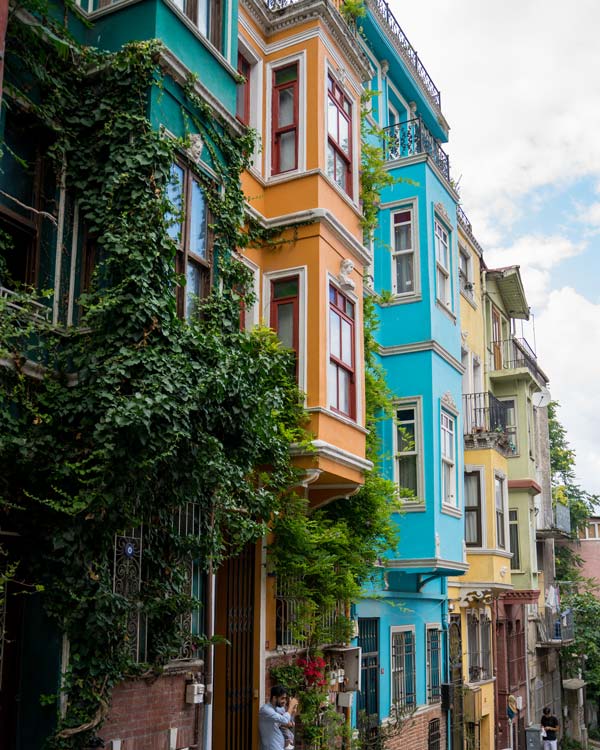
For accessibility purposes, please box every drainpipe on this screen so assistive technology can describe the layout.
[203,504,216,750]
[524,603,531,727]
[441,577,451,750]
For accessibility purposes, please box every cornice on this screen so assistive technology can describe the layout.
[386,558,469,573]
[385,153,460,203]
[244,204,371,266]
[290,440,373,473]
[378,339,463,374]
[499,589,540,604]
[241,0,372,82]
[508,478,542,496]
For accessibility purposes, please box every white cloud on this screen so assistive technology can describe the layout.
[576,201,600,227]
[485,235,585,307]
[389,0,600,237]
[535,288,600,495]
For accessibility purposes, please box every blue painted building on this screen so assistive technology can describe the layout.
[354,2,467,746]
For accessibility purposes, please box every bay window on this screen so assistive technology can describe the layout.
[495,475,506,549]
[168,163,212,320]
[326,75,352,196]
[272,63,298,175]
[392,208,414,295]
[509,509,520,569]
[328,284,355,419]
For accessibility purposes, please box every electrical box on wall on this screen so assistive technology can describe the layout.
[337,691,353,709]
[185,682,205,704]
[325,647,361,691]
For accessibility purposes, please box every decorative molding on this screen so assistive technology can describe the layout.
[338,258,356,292]
[435,201,451,224]
[441,391,457,412]
[290,439,373,474]
[187,134,204,164]
[385,558,469,573]
[378,339,463,374]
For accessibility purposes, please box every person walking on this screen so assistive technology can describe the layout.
[259,685,298,750]
[541,706,560,750]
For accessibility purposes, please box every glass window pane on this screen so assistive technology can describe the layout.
[190,179,207,258]
[278,88,295,127]
[196,0,208,37]
[330,309,340,358]
[398,455,417,493]
[339,115,349,153]
[465,510,479,545]
[395,252,414,292]
[464,473,480,508]
[275,65,297,86]
[341,318,352,365]
[278,130,296,172]
[328,99,338,139]
[167,164,184,242]
[328,361,337,409]
[397,422,415,452]
[394,223,411,251]
[338,367,350,414]
[276,302,294,350]
[273,278,298,299]
[397,408,414,422]
[186,260,201,319]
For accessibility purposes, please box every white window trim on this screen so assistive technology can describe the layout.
[265,51,306,182]
[386,78,410,124]
[238,37,263,174]
[509,507,521,570]
[393,396,425,509]
[494,470,509,552]
[434,215,452,311]
[441,410,458,511]
[390,625,417,715]
[498,396,519,456]
[326,272,363,427]
[238,254,260,330]
[263,266,307,398]
[464,464,486,548]
[459,243,476,304]
[390,200,420,300]
[323,63,360,205]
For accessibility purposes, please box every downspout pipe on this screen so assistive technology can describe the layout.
[441,577,451,750]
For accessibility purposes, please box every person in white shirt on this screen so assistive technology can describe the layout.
[259,685,298,750]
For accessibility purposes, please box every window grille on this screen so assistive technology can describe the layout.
[467,610,491,681]
[391,629,416,713]
[428,718,441,750]
[173,503,204,660]
[275,576,342,648]
[113,526,146,662]
[427,628,441,702]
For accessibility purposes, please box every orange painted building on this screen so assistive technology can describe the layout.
[209,1,373,747]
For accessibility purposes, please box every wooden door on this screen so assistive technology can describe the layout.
[492,307,503,370]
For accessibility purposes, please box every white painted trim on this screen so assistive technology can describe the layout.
[66,202,80,327]
[393,395,425,506]
[263,265,307,397]
[464,463,487,548]
[378,339,463,374]
[385,558,470,572]
[265,51,306,181]
[237,36,263,171]
[389,198,420,300]
[290,439,373,473]
[237,253,260,329]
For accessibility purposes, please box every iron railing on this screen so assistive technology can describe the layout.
[489,337,546,384]
[537,609,574,645]
[554,502,571,534]
[463,392,509,436]
[366,0,441,107]
[0,286,51,321]
[457,205,472,234]
[276,576,343,647]
[383,117,450,181]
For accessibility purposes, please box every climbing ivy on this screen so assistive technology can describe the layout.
[1,5,304,746]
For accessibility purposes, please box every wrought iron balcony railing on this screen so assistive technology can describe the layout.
[488,337,546,384]
[463,392,508,436]
[537,609,574,645]
[383,117,450,180]
[554,502,571,534]
[367,0,441,108]
[456,205,472,234]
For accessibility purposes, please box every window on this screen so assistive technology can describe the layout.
[170,0,222,50]
[272,63,298,175]
[391,628,416,714]
[441,412,456,506]
[270,276,299,380]
[459,245,473,298]
[434,218,451,307]
[327,74,352,196]
[328,284,355,419]
[396,404,419,499]
[168,163,212,319]
[426,627,441,703]
[495,476,506,549]
[509,509,520,569]
[392,209,415,295]
[467,610,491,682]
[236,52,251,125]
[428,719,441,750]
[500,398,518,452]
[464,471,482,547]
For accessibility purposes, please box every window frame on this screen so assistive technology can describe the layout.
[169,0,223,51]
[495,474,507,550]
[236,51,251,125]
[390,626,416,715]
[169,160,213,320]
[459,243,474,300]
[509,509,521,569]
[498,396,518,454]
[271,62,299,176]
[464,470,482,547]
[391,206,416,297]
[426,625,442,704]
[467,609,492,682]
[434,217,451,308]
[270,274,300,381]
[394,399,423,504]
[328,283,356,420]
[441,411,457,508]
[326,73,353,197]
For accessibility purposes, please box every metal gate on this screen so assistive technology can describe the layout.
[449,616,464,750]
[223,544,256,750]
[357,618,380,738]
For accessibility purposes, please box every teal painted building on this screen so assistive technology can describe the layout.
[353,2,467,746]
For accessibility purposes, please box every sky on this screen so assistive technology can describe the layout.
[388,0,600,496]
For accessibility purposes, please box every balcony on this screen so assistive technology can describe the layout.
[365,0,441,108]
[536,609,574,646]
[488,337,548,387]
[383,117,450,182]
[538,502,571,537]
[463,392,513,454]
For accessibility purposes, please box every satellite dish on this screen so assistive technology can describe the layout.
[533,387,551,408]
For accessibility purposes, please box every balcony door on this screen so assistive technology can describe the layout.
[492,307,503,369]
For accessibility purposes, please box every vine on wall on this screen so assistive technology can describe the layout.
[1,5,304,746]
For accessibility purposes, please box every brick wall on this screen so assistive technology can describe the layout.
[384,705,446,750]
[100,671,203,750]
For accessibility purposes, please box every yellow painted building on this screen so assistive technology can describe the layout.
[448,211,515,750]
